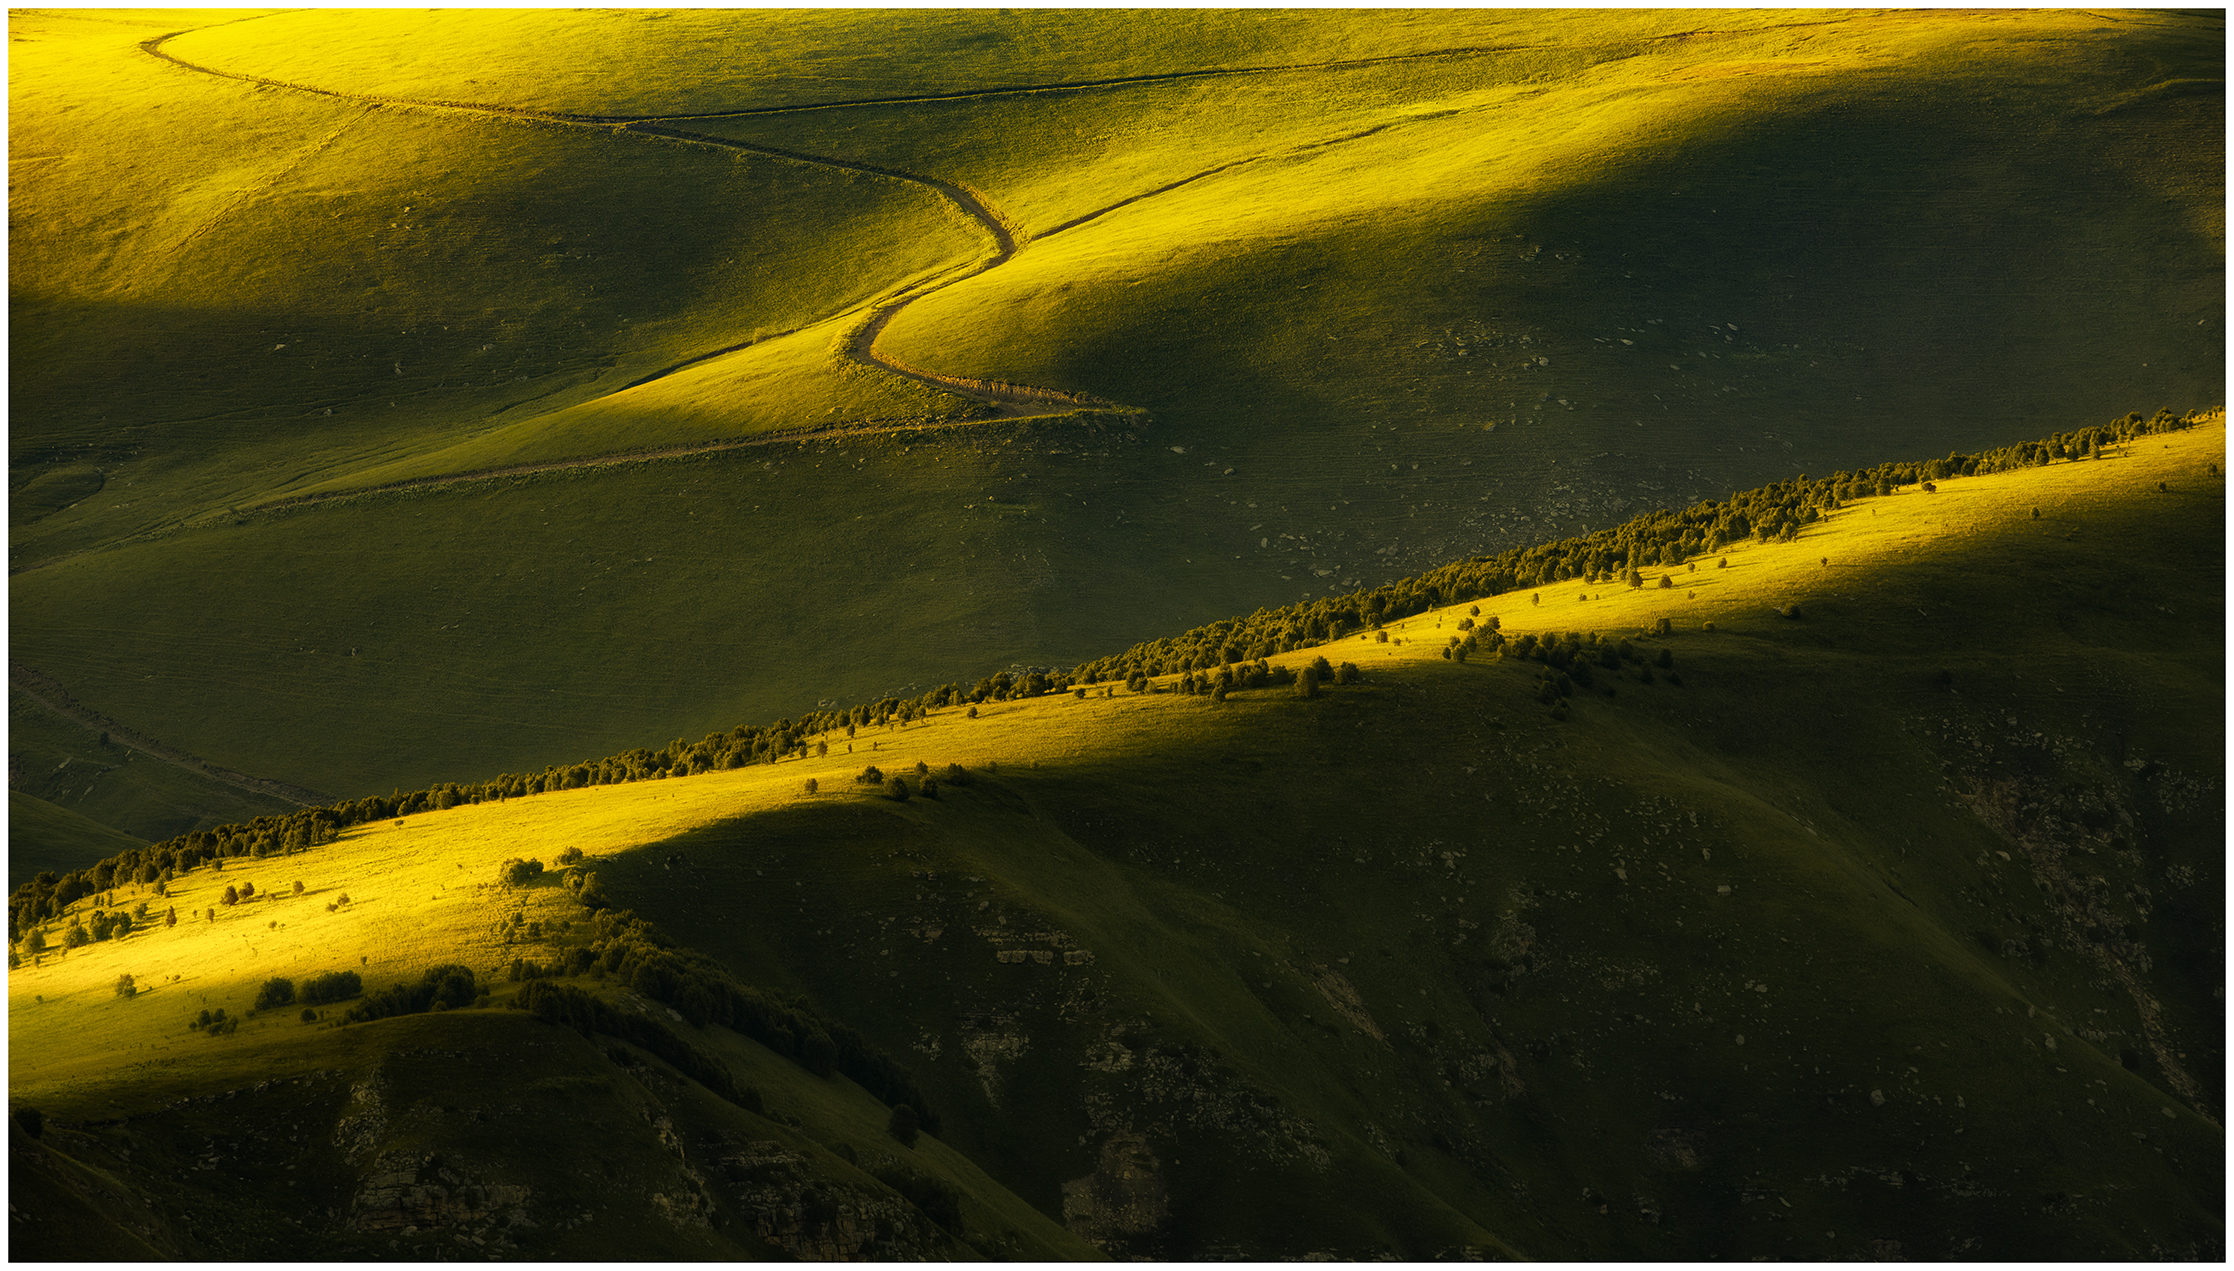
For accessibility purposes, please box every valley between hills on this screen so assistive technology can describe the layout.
[8,8,2224,1261]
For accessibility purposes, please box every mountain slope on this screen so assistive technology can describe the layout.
[10,9,2221,830]
[12,420,2221,1259]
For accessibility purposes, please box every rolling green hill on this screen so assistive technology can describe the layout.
[10,420,2221,1260]
[9,8,2222,831]
[7,793,145,891]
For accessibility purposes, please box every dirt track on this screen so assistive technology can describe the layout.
[139,28,1118,422]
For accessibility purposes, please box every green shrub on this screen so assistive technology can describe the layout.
[576,872,611,911]
[508,957,554,982]
[577,910,937,1127]
[887,1102,920,1148]
[499,858,545,887]
[516,979,764,1115]
[342,964,478,1025]
[114,974,137,998]
[254,977,295,1010]
[300,970,363,1005]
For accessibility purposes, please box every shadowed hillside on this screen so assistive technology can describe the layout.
[9,8,2222,826]
[11,419,2220,1260]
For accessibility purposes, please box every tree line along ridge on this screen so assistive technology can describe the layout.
[6,407,2210,955]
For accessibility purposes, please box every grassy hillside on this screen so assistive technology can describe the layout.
[11,9,2220,832]
[8,793,145,890]
[8,689,298,855]
[9,8,983,567]
[13,423,2221,1259]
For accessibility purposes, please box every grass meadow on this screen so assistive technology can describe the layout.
[11,8,2219,825]
[14,424,2220,1256]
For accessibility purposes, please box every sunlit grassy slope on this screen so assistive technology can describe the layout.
[14,427,2221,1259]
[11,8,2221,846]
[153,8,1705,115]
[10,9,982,561]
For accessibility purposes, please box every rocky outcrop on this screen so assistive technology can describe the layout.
[347,1152,532,1235]
[1061,1128,1168,1250]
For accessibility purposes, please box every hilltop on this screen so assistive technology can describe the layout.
[10,8,2222,835]
[11,417,2221,1260]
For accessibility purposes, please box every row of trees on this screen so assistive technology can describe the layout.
[1065,408,2207,683]
[342,964,485,1023]
[9,808,341,932]
[10,409,2204,955]
[252,969,364,1012]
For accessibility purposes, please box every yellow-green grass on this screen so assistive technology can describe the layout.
[154,8,1756,117]
[871,9,2218,430]
[685,10,2047,241]
[10,9,985,567]
[17,419,2219,1085]
[14,6,2220,853]
[11,760,819,1096]
[1337,417,2230,652]
[9,416,1209,797]
[313,312,982,494]
[12,427,2222,1257]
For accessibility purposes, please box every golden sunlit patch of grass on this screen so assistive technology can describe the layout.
[18,418,2217,1101]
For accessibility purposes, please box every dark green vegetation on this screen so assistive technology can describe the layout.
[10,8,2222,818]
[8,8,2224,1261]
[1079,409,2212,681]
[12,408,2205,929]
[8,793,145,892]
[11,426,2224,1259]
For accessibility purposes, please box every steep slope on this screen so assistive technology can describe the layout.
[11,8,2221,850]
[8,687,298,852]
[9,8,981,569]
[7,793,145,890]
[12,421,2221,1259]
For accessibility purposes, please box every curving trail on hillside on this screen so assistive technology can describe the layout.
[133,10,1935,447]
[138,18,1671,431]
[139,26,1134,424]
[104,18,1589,535]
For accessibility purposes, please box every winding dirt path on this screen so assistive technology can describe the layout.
[15,19,1518,550]
[216,408,1138,520]
[134,12,1886,434]
[139,28,1121,421]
